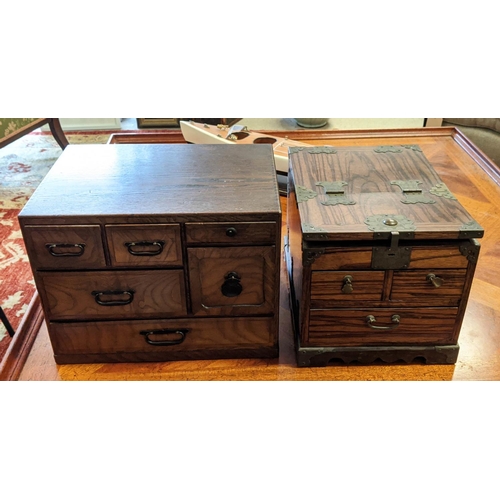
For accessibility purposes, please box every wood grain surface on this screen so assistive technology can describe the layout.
[17,128,500,380]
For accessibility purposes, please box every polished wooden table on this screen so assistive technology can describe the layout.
[17,127,500,380]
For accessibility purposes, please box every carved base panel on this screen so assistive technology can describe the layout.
[296,343,459,367]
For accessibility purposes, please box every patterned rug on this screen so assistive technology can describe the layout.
[0,130,112,362]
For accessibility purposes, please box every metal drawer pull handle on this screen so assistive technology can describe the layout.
[226,227,237,237]
[140,328,189,346]
[426,273,444,288]
[46,243,85,257]
[125,240,164,256]
[341,275,353,294]
[366,314,401,330]
[92,290,134,306]
[221,271,243,297]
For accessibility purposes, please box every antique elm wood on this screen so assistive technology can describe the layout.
[14,127,500,380]
[286,143,483,366]
[18,143,281,364]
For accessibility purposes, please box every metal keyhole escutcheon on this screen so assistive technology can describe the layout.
[221,271,243,297]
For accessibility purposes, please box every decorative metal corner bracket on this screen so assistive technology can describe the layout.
[459,220,484,239]
[391,180,436,204]
[295,185,317,203]
[303,248,326,266]
[460,241,480,263]
[316,181,356,206]
[429,182,457,200]
[302,223,328,240]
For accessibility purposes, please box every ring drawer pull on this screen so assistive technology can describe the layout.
[221,271,243,297]
[426,273,444,288]
[226,227,237,237]
[140,328,188,346]
[125,240,164,256]
[46,243,85,257]
[341,275,354,294]
[92,290,134,306]
[366,314,401,330]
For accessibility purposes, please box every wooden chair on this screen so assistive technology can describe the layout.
[0,118,68,150]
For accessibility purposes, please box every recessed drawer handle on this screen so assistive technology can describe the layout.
[46,243,85,257]
[92,290,134,306]
[366,314,400,330]
[125,240,164,256]
[426,273,444,288]
[140,328,189,346]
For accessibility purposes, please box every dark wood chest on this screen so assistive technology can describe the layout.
[285,144,483,367]
[18,144,281,364]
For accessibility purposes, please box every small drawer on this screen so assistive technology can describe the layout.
[391,269,467,306]
[48,317,275,357]
[106,224,182,267]
[22,225,106,269]
[188,246,277,316]
[38,269,186,320]
[307,308,458,346]
[311,270,385,306]
[185,222,276,245]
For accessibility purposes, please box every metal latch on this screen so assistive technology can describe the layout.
[316,181,355,206]
[391,180,435,204]
[371,231,412,270]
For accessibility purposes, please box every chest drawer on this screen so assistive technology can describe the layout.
[188,246,277,316]
[38,269,186,320]
[22,225,106,269]
[311,270,385,305]
[307,308,458,346]
[49,317,275,357]
[390,269,467,306]
[106,224,182,267]
[185,222,276,245]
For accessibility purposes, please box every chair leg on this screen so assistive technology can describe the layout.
[0,306,16,337]
[47,118,69,150]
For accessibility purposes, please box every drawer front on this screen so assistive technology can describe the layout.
[188,246,276,316]
[49,317,275,355]
[185,222,276,245]
[311,270,385,305]
[307,308,458,346]
[39,269,186,320]
[391,269,467,306]
[106,224,182,267]
[23,225,106,269]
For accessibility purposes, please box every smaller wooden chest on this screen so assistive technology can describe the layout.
[285,144,483,367]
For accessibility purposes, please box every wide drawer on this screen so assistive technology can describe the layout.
[185,222,276,245]
[48,317,275,355]
[38,269,186,320]
[188,246,277,316]
[22,225,106,269]
[307,307,458,346]
[106,224,182,267]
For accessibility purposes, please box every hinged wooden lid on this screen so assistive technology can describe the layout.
[289,145,484,242]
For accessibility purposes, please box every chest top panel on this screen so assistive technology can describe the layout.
[19,144,280,218]
[288,145,484,241]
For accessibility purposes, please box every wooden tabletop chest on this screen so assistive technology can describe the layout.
[18,144,281,364]
[285,144,484,367]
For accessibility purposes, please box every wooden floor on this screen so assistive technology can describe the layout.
[17,128,500,381]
